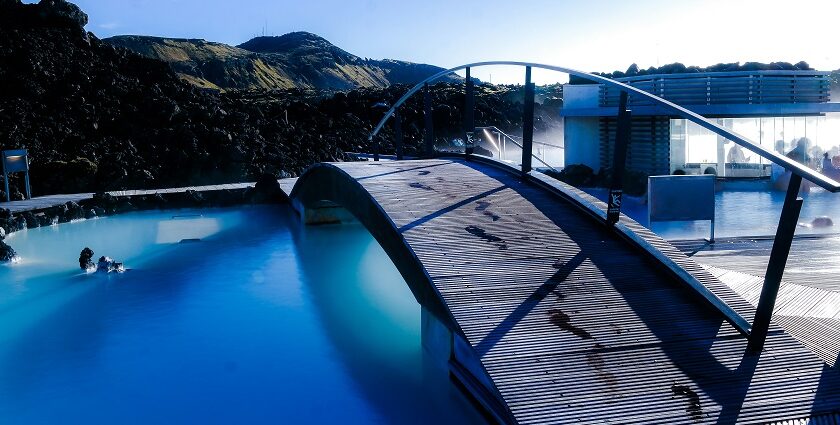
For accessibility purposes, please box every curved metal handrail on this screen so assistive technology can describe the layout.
[368,61,840,192]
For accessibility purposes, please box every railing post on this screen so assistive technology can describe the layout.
[464,67,475,156]
[607,91,631,225]
[394,108,404,160]
[521,66,535,174]
[748,173,804,352]
[424,83,434,157]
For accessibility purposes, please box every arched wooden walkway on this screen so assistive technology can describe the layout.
[286,158,840,424]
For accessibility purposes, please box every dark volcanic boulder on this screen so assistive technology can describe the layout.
[0,214,26,234]
[36,212,53,227]
[64,201,84,221]
[78,247,94,270]
[0,240,16,262]
[90,193,118,214]
[812,216,834,227]
[45,204,69,223]
[114,197,137,213]
[250,173,285,204]
[20,211,39,228]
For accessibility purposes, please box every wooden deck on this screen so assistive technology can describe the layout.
[0,182,253,213]
[674,235,840,292]
[707,265,840,367]
[287,159,840,424]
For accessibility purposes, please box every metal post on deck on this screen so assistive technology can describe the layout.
[394,109,404,160]
[372,135,380,162]
[424,83,434,157]
[464,67,475,156]
[521,66,535,174]
[748,173,804,352]
[606,91,632,225]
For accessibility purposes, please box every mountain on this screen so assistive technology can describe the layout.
[105,32,459,91]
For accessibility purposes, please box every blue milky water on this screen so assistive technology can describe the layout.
[0,206,486,425]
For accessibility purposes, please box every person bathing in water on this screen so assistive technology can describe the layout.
[79,247,125,273]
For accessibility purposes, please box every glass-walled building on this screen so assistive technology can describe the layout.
[561,70,840,178]
[670,114,840,177]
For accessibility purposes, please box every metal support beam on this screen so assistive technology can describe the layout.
[424,83,434,157]
[465,67,475,156]
[521,66,535,174]
[607,91,631,225]
[1,159,8,203]
[393,109,404,161]
[748,173,804,352]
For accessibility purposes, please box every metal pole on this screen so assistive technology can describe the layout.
[710,219,715,243]
[748,173,803,352]
[521,66,535,173]
[465,67,475,156]
[2,157,8,203]
[607,91,632,225]
[424,83,434,157]
[499,132,504,161]
[394,109,404,161]
[24,171,31,199]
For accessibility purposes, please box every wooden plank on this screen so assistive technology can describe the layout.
[707,265,840,367]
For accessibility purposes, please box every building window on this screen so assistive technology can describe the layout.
[670,113,840,177]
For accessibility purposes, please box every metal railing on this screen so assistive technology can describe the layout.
[366,60,840,352]
[474,126,561,172]
[369,61,840,193]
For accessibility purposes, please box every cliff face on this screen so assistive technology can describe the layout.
[105,32,459,91]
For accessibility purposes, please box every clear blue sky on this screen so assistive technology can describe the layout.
[54,0,840,83]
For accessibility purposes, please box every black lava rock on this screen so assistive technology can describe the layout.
[0,240,16,262]
[36,212,54,227]
[20,211,39,228]
[79,246,94,269]
[250,173,285,204]
[64,201,84,221]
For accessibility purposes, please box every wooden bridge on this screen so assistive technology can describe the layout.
[285,157,840,424]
